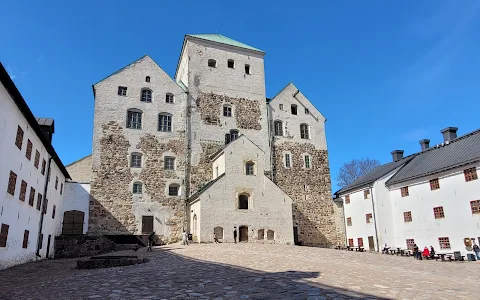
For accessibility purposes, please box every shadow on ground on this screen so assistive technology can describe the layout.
[0,246,388,300]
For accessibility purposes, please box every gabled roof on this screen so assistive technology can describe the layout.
[186,34,265,53]
[335,156,415,195]
[0,62,70,179]
[209,134,264,161]
[93,55,148,86]
[386,129,480,186]
[187,173,226,202]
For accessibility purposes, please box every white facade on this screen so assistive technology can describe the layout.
[188,136,294,244]
[339,155,480,256]
[0,74,68,269]
[62,182,90,234]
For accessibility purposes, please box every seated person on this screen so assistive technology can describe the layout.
[429,246,435,258]
[422,246,430,258]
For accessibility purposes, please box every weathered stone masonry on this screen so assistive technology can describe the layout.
[273,142,338,247]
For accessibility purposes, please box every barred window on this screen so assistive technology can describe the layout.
[7,171,17,195]
[401,186,409,197]
[34,150,40,169]
[285,153,291,168]
[158,113,172,132]
[464,167,478,182]
[15,125,24,149]
[430,178,440,190]
[471,200,480,214]
[348,238,354,247]
[26,139,33,160]
[406,239,415,250]
[404,211,412,222]
[439,237,450,249]
[358,238,364,247]
[433,206,445,219]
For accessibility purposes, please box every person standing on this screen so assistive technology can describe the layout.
[182,230,189,246]
[147,231,155,252]
[413,244,419,260]
[213,232,220,244]
[233,227,237,244]
[473,243,480,260]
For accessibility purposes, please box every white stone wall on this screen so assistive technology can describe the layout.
[181,38,271,171]
[212,153,225,179]
[0,82,66,269]
[389,163,480,256]
[190,136,294,244]
[62,182,90,234]
[269,83,327,150]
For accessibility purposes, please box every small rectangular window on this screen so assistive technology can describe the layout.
[55,176,59,190]
[429,178,440,190]
[118,86,127,96]
[168,185,179,196]
[28,187,35,207]
[305,108,309,114]
[464,167,478,182]
[304,155,311,169]
[348,238,354,247]
[245,64,250,74]
[60,183,63,195]
[15,125,24,150]
[404,211,412,222]
[406,238,415,250]
[227,59,235,68]
[285,154,291,168]
[366,213,372,223]
[439,237,450,249]
[164,157,175,170]
[364,190,370,199]
[433,206,445,219]
[26,139,33,160]
[37,193,43,211]
[358,238,363,247]
[291,104,298,115]
[52,205,56,219]
[23,230,29,248]
[401,186,409,197]
[166,93,174,103]
[0,224,9,247]
[34,150,40,169]
[41,159,46,175]
[131,154,142,168]
[158,114,172,132]
[223,106,232,117]
[345,195,350,204]
[471,200,480,214]
[279,104,283,111]
[43,198,48,215]
[7,170,17,195]
[19,180,27,201]
[346,217,352,226]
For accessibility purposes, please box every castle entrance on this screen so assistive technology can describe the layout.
[239,226,248,242]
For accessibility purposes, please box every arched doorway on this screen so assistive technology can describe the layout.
[62,210,85,235]
[239,225,248,242]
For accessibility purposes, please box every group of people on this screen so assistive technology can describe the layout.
[413,244,435,260]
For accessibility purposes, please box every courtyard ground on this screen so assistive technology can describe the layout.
[0,243,478,300]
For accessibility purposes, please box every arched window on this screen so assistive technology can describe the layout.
[223,104,232,117]
[245,161,254,175]
[227,59,235,68]
[126,109,142,129]
[257,229,264,240]
[208,59,217,68]
[300,123,309,139]
[168,183,180,196]
[274,120,283,136]
[158,113,172,132]
[291,104,298,115]
[133,182,143,194]
[238,194,249,210]
[214,226,224,239]
[145,76,150,82]
[165,93,174,103]
[130,152,142,168]
[267,230,274,240]
[141,89,152,102]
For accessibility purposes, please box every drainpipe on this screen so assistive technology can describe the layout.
[370,187,380,252]
[36,155,53,257]
[183,89,191,233]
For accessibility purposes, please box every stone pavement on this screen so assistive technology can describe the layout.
[0,243,478,300]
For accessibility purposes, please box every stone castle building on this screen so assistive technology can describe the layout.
[83,34,340,246]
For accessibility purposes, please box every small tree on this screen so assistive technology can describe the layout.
[336,158,381,188]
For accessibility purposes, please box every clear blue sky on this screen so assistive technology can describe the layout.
[2,0,480,192]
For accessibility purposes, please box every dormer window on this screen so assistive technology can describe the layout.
[228,59,235,69]
[208,59,217,68]
[245,64,251,74]
[145,76,150,82]
[225,129,239,145]
[291,104,298,115]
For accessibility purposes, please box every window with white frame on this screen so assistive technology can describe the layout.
[126,109,142,129]
[300,123,309,139]
[158,113,172,132]
[245,162,255,175]
[133,182,143,194]
[164,156,175,170]
[285,153,291,168]
[168,184,180,196]
[304,155,311,169]
[131,153,142,168]
[165,93,174,103]
[223,105,232,117]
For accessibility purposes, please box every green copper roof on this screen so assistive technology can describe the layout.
[186,34,264,53]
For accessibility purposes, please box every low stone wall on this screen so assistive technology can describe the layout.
[54,235,116,258]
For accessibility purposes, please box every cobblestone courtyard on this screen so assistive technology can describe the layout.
[0,243,478,300]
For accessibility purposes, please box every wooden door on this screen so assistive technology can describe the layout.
[62,211,84,235]
[142,216,154,234]
[368,236,375,250]
[239,226,248,242]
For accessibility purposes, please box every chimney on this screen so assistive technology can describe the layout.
[391,150,404,162]
[441,127,458,142]
[419,139,430,151]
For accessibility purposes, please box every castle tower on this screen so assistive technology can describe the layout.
[175,34,271,195]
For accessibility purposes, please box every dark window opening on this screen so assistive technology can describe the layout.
[274,121,283,136]
[245,64,250,74]
[228,59,235,68]
[141,89,152,102]
[1,224,10,247]
[238,194,249,209]
[127,110,142,129]
[145,76,150,82]
[15,125,24,150]
[118,86,127,96]
[291,104,298,115]
[208,59,217,67]
[245,162,254,175]
[133,182,143,194]
[158,114,172,132]
[168,184,179,196]
[223,105,232,117]
[166,93,174,103]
